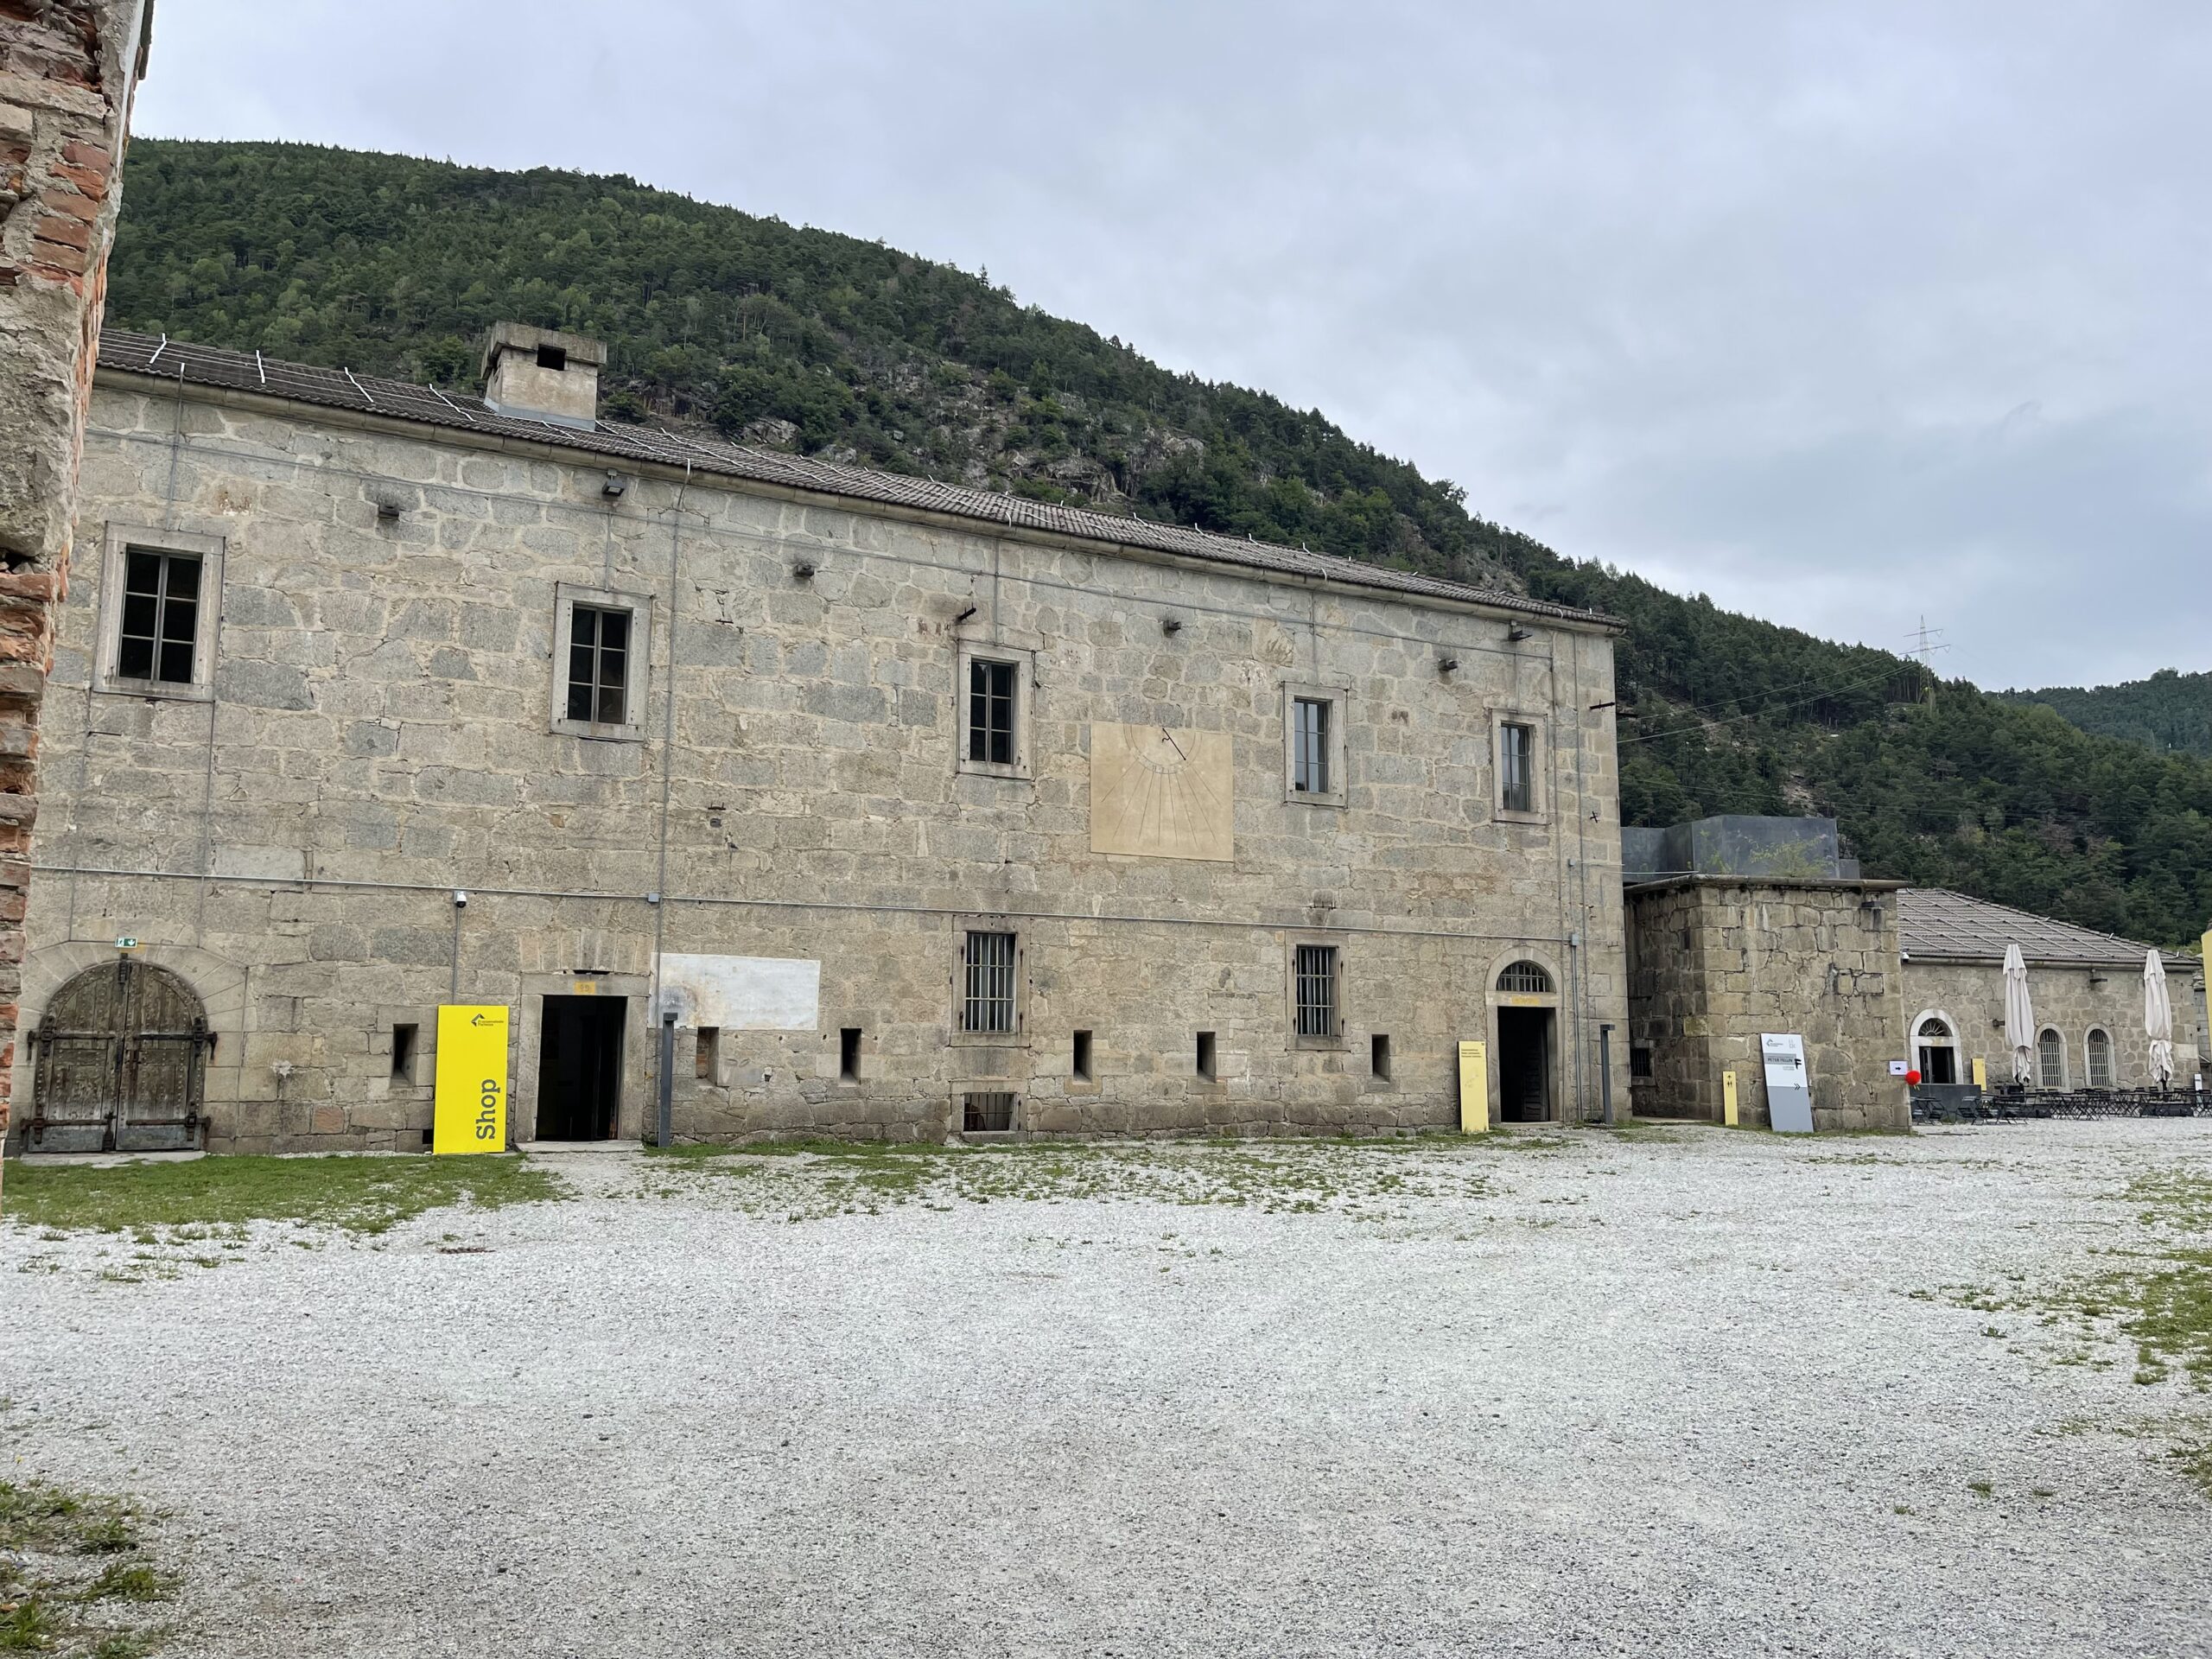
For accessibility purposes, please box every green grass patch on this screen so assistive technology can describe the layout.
[3,1154,564,1236]
[0,1480,174,1656]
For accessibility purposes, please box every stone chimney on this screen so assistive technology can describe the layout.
[480,323,604,429]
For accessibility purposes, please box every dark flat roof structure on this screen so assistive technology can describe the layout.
[96,328,1623,631]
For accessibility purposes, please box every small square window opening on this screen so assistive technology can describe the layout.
[567,604,632,727]
[1294,944,1339,1040]
[118,548,203,684]
[1292,696,1332,795]
[391,1022,417,1081]
[695,1027,720,1080]
[1196,1031,1217,1082]
[839,1027,862,1084]
[968,658,1018,766]
[1072,1029,1094,1083]
[963,931,1018,1034]
[537,344,568,372]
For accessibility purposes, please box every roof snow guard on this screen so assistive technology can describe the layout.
[96,329,1621,630]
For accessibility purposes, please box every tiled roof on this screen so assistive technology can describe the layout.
[95,329,1621,629]
[1900,887,2190,967]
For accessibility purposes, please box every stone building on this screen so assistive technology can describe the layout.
[0,0,152,1184]
[1624,815,1909,1130]
[1898,889,2204,1091]
[10,324,1630,1152]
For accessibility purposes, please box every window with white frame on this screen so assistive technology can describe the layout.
[1491,711,1547,821]
[2037,1027,2065,1088]
[95,524,225,700]
[2085,1028,2113,1089]
[550,583,651,741]
[955,642,1034,779]
[1281,683,1348,806]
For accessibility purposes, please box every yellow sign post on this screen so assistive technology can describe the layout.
[1721,1069,1739,1128]
[1458,1039,1489,1134]
[1971,1055,1986,1089]
[433,1004,511,1155]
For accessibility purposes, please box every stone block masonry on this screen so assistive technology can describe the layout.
[19,366,1631,1149]
[0,0,149,1190]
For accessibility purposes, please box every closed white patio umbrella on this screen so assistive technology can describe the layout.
[2144,949,2175,1090]
[2003,944,2035,1086]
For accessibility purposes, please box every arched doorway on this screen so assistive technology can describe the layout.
[1914,1015,1958,1085]
[29,959,213,1152]
[1494,960,1556,1122]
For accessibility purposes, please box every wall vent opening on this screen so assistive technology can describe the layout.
[391,1023,417,1080]
[839,1027,862,1084]
[963,1091,1015,1133]
[1196,1031,1217,1083]
[1072,1029,1093,1084]
[695,1027,721,1080]
[1370,1033,1391,1081]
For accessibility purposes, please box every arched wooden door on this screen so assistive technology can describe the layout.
[29,961,212,1152]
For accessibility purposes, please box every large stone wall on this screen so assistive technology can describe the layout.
[1626,877,1907,1131]
[0,0,148,1176]
[1902,958,2209,1089]
[16,376,1630,1147]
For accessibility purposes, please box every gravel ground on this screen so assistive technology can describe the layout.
[6,1122,2211,1659]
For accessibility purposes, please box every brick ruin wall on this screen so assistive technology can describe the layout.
[1626,880,1908,1131]
[0,1,149,1174]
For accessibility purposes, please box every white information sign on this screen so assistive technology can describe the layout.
[1887,1059,1910,1077]
[1761,1033,1815,1135]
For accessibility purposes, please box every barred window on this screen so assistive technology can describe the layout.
[2085,1028,2113,1089]
[566,604,632,727]
[1497,961,1553,995]
[963,931,1018,1034]
[2037,1028,2064,1088]
[1291,696,1331,794]
[117,548,202,684]
[963,1091,1016,1132]
[1499,721,1535,814]
[968,658,1018,766]
[1630,1044,1653,1080]
[1294,944,1338,1039]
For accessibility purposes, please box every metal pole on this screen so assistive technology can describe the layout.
[1599,1023,1615,1126]
[657,1014,677,1149]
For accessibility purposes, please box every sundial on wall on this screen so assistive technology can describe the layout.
[1090,722,1234,861]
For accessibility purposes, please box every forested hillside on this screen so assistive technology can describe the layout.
[102,139,2212,944]
[1999,670,2212,759]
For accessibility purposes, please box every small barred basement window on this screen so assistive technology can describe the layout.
[1630,1044,1653,1080]
[1294,944,1339,1040]
[963,1091,1016,1133]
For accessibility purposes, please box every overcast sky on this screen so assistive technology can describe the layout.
[135,2,2209,690]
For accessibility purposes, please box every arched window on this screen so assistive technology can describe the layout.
[1915,1015,1958,1085]
[2085,1028,2113,1089]
[1497,961,1553,995]
[2037,1028,2065,1088]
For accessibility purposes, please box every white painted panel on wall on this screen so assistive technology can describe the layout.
[657,954,820,1030]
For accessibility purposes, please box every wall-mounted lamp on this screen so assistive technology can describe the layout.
[1161,616,1183,636]
[792,562,817,582]
[1506,625,1534,643]
[953,604,978,626]
[601,471,626,499]
[374,499,401,522]
[1438,656,1459,674]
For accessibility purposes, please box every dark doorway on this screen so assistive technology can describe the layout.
[537,995,626,1141]
[1497,1007,1554,1122]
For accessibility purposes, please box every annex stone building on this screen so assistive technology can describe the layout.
[11,325,1630,1153]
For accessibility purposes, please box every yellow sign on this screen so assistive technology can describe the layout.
[1458,1039,1489,1134]
[433,1004,511,1155]
[1721,1069,1739,1128]
[1500,994,1551,1008]
[1971,1055,1986,1088]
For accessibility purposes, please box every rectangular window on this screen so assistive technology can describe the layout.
[695,1027,720,1079]
[567,604,632,727]
[117,548,202,684]
[963,1091,1015,1132]
[968,658,1018,766]
[1196,1031,1217,1082]
[839,1027,862,1084]
[1291,696,1331,795]
[1630,1044,1654,1081]
[1072,1029,1093,1084]
[1294,944,1339,1040]
[1499,721,1535,815]
[962,931,1018,1034]
[391,1023,417,1081]
[1370,1033,1392,1081]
